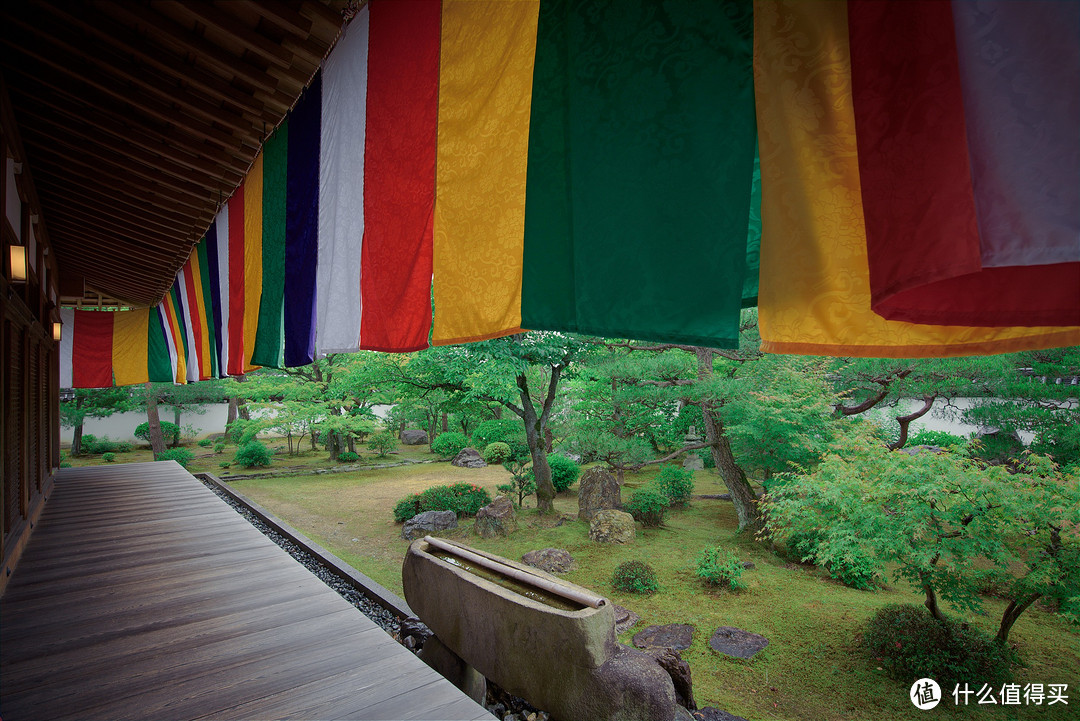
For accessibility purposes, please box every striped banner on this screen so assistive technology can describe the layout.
[59,0,1080,388]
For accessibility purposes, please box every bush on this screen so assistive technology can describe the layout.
[81,434,97,448]
[431,432,469,459]
[392,483,493,522]
[611,560,660,594]
[218,461,231,469]
[472,419,528,459]
[337,451,360,463]
[783,529,879,589]
[484,442,513,464]
[625,488,669,528]
[88,438,119,454]
[114,442,133,453]
[907,429,966,449]
[367,431,397,457]
[548,454,581,492]
[864,605,1016,688]
[156,448,194,468]
[101,452,116,463]
[59,461,72,468]
[197,438,213,447]
[696,546,746,591]
[655,464,694,506]
[213,442,226,454]
[234,441,272,468]
[134,421,180,446]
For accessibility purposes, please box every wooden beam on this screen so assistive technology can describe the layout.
[45,218,185,264]
[6,77,254,179]
[33,1,281,126]
[32,175,200,234]
[16,107,241,199]
[158,1,300,73]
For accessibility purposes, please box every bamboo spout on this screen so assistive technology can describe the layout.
[422,536,607,609]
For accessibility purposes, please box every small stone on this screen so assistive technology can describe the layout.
[588,509,635,543]
[474,496,517,538]
[692,708,749,721]
[451,447,487,468]
[633,623,695,651]
[614,605,641,634]
[521,548,574,574]
[402,509,458,540]
[708,626,769,659]
[741,561,755,570]
[399,428,429,445]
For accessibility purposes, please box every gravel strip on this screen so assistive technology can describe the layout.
[199,478,400,637]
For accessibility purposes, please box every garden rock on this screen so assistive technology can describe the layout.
[614,605,640,634]
[475,496,517,538]
[521,548,574,574]
[400,428,429,445]
[578,467,622,521]
[644,646,696,710]
[400,616,433,651]
[402,510,458,540]
[692,709,748,721]
[588,509,635,544]
[682,454,705,471]
[452,447,487,468]
[708,627,769,659]
[633,624,694,651]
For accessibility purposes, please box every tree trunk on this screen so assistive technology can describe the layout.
[996,594,1040,645]
[227,396,239,426]
[889,396,936,450]
[544,427,554,453]
[347,435,356,453]
[441,412,449,433]
[71,396,85,456]
[327,433,341,461]
[171,406,181,447]
[694,347,763,533]
[922,576,947,623]
[518,372,555,514]
[145,383,166,458]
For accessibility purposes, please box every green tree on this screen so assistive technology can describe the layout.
[765,431,1080,645]
[60,387,133,456]
[382,333,588,513]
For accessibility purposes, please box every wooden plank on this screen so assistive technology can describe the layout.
[0,463,490,721]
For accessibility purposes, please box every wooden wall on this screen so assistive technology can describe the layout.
[2,82,60,593]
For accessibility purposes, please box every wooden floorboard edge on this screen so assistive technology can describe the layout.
[195,472,417,621]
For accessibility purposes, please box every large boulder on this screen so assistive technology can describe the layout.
[399,428,429,445]
[474,496,517,538]
[578,467,622,521]
[522,548,574,574]
[402,509,458,540]
[589,509,636,544]
[633,624,694,651]
[451,447,487,468]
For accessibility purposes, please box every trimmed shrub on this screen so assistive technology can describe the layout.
[907,429,966,449]
[625,488,669,528]
[696,546,746,591]
[654,464,694,506]
[367,431,397,457]
[548,454,581,492]
[864,605,1016,688]
[783,529,879,589]
[87,438,119,454]
[472,419,528,459]
[213,442,226,454]
[218,461,231,469]
[134,421,180,446]
[101,452,116,463]
[337,451,360,463]
[234,441,272,468]
[392,483,493,522]
[81,434,97,448]
[114,442,133,453]
[59,461,72,468]
[611,560,660,595]
[483,442,513,464]
[156,448,194,468]
[431,432,469,459]
[197,438,213,447]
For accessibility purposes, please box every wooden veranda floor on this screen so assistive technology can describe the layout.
[0,462,492,721]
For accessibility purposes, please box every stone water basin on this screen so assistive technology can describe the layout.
[402,537,680,721]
